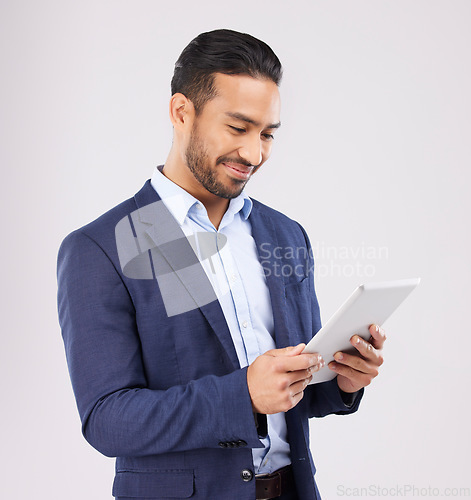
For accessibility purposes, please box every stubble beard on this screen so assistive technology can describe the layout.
[185,127,248,200]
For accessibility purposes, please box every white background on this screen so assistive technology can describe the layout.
[1,1,470,498]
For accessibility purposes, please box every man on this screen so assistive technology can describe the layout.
[57,29,385,500]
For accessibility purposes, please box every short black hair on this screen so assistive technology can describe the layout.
[171,29,282,114]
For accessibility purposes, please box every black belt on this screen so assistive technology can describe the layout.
[256,465,295,499]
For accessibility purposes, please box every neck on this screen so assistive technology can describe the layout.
[162,151,229,230]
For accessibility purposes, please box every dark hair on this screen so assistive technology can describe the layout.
[171,29,282,114]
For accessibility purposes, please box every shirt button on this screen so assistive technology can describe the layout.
[242,321,248,329]
[240,469,254,482]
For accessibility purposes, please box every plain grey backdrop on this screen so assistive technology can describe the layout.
[1,1,470,498]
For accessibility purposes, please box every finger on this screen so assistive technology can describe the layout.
[290,375,312,396]
[349,335,384,366]
[331,351,379,376]
[328,361,373,387]
[273,378,309,413]
[369,324,387,350]
[288,389,305,410]
[278,352,324,373]
[287,361,323,385]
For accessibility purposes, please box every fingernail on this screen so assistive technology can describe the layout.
[335,353,343,361]
[375,325,380,333]
[355,336,360,344]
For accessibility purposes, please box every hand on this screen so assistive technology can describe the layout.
[329,324,386,394]
[247,344,324,414]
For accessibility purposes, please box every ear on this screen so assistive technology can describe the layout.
[169,93,195,131]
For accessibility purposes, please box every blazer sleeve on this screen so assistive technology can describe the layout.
[295,223,364,417]
[57,230,263,458]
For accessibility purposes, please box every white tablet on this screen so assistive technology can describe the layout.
[304,278,420,384]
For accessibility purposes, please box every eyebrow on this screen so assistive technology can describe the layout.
[225,112,281,130]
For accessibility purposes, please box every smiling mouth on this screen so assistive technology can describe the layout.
[222,162,254,180]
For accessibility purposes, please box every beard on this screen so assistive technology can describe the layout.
[185,126,251,200]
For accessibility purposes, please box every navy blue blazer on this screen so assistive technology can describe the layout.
[57,180,362,500]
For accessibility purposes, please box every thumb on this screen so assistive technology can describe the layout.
[270,343,306,357]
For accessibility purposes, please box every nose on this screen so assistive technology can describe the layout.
[238,135,263,167]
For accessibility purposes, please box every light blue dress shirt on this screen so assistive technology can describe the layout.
[150,166,291,474]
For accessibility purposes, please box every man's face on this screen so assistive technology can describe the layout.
[184,73,281,199]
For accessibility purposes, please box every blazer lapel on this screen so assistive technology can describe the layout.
[133,181,240,369]
[249,202,291,348]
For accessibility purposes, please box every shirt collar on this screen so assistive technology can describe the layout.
[150,166,198,226]
[150,165,253,227]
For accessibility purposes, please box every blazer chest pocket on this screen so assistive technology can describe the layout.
[283,276,313,342]
[283,276,310,310]
[283,274,309,296]
[112,469,194,498]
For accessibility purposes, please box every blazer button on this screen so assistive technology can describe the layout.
[218,442,228,448]
[236,440,247,447]
[240,469,254,482]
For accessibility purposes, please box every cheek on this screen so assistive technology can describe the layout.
[204,130,229,158]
